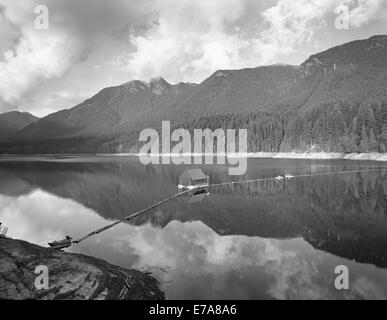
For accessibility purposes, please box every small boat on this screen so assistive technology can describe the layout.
[48,236,73,250]
[275,176,284,181]
[285,175,294,179]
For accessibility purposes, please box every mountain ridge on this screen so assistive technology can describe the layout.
[0,111,39,142]
[1,35,387,153]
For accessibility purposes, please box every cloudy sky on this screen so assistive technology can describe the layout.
[0,0,386,117]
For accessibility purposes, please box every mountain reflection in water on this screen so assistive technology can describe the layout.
[0,157,386,299]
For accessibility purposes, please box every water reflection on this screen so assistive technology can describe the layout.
[0,157,386,299]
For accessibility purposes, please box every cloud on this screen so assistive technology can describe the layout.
[260,0,333,52]
[0,23,83,103]
[0,1,77,104]
[0,0,153,107]
[0,0,386,115]
[125,0,255,83]
[0,190,107,246]
[257,0,387,54]
[348,0,387,27]
[124,0,387,83]
[2,189,387,299]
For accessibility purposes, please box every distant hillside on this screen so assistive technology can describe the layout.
[2,35,387,154]
[0,111,39,142]
[16,78,197,140]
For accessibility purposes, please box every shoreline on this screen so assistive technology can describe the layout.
[0,152,386,162]
[246,152,387,162]
[108,152,387,162]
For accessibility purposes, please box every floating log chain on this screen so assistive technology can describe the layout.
[49,166,387,249]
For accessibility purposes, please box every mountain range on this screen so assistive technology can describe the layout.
[0,112,39,142]
[1,35,387,154]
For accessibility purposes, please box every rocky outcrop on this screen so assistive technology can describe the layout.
[0,237,165,300]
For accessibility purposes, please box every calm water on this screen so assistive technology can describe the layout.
[0,156,387,299]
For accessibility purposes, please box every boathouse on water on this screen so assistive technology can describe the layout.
[179,169,209,188]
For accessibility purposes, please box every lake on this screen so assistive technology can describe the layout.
[0,156,386,299]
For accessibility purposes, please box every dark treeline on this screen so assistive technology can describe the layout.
[1,101,386,154]
[285,101,387,153]
[172,100,387,153]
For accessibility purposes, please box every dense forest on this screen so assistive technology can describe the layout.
[174,101,387,153]
[1,100,386,154]
[90,100,387,153]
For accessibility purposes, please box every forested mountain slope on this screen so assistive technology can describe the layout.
[1,35,387,154]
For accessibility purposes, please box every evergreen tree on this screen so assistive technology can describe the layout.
[360,125,369,153]
[380,124,387,152]
[381,124,387,141]
[369,128,379,152]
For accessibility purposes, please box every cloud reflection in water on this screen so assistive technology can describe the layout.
[1,188,386,300]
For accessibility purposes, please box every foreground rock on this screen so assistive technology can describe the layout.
[0,237,165,300]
